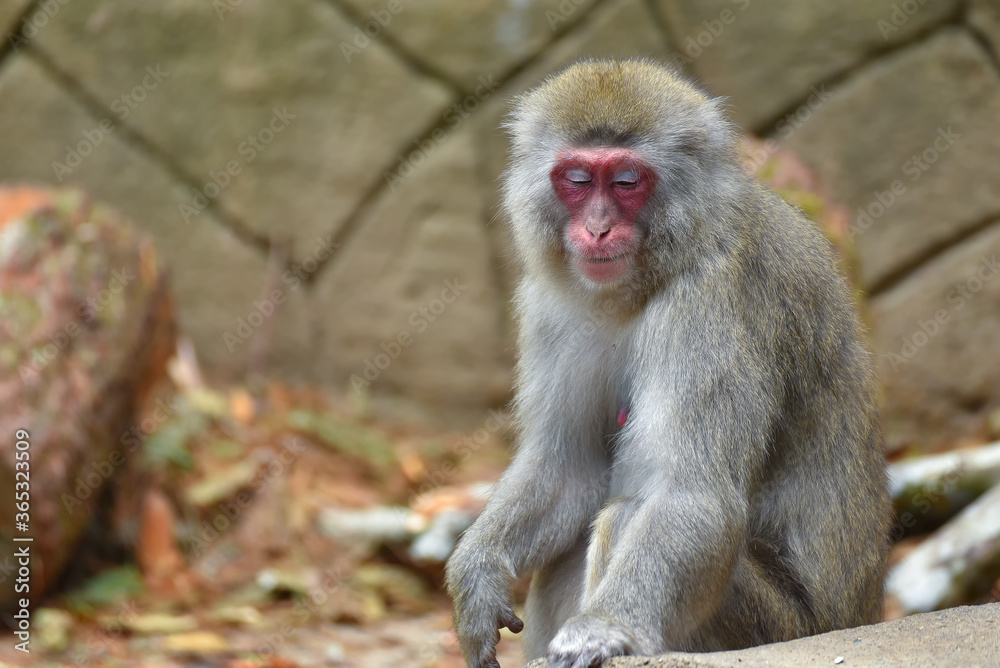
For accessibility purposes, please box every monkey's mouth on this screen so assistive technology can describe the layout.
[575,254,631,283]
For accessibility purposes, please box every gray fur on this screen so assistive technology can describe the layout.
[446,60,890,668]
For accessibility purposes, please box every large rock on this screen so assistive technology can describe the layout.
[782,29,1000,292]
[312,126,511,410]
[525,603,1000,667]
[871,222,1000,452]
[0,56,314,380]
[337,0,600,91]
[31,0,452,260]
[0,187,174,612]
[0,0,32,36]
[970,0,1000,60]
[656,0,960,130]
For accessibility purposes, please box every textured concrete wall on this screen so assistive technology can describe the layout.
[1,0,998,450]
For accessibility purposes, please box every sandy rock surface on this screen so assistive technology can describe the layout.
[526,603,999,667]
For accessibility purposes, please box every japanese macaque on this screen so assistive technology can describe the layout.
[445,60,890,668]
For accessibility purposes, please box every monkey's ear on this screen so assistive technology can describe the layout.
[690,97,739,161]
[707,96,738,131]
[676,129,710,158]
[501,93,540,147]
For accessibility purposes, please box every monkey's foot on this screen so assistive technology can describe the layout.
[546,615,635,668]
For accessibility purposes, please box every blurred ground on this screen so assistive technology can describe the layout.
[1,369,996,668]
[0,374,526,667]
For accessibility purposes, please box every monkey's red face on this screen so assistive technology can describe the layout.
[551,148,655,284]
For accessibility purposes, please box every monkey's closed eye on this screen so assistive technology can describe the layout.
[613,169,639,187]
[566,169,592,185]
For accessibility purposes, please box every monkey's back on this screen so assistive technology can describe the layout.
[735,183,890,633]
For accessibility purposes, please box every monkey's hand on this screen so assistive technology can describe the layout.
[447,535,524,667]
[453,595,523,668]
[546,614,635,668]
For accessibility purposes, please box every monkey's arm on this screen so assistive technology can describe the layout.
[549,299,782,663]
[446,290,611,668]
[446,423,609,668]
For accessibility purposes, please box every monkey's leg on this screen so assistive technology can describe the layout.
[581,501,811,654]
[545,491,749,668]
[684,547,812,650]
[523,534,589,661]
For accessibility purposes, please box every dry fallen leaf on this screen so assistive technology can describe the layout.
[137,488,188,597]
[163,630,229,653]
[184,458,260,507]
[230,387,256,424]
[124,612,198,635]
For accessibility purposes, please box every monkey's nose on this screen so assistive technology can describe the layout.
[586,220,612,239]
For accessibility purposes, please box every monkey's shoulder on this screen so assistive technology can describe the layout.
[736,182,850,294]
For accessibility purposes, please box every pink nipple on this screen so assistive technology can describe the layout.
[617,404,629,427]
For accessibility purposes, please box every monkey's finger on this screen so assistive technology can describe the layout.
[500,609,524,634]
[568,655,601,668]
[480,647,501,668]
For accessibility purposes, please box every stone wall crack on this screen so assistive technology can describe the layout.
[0,0,41,70]
[322,0,466,98]
[869,213,1000,297]
[756,5,966,138]
[23,43,273,259]
[306,0,612,288]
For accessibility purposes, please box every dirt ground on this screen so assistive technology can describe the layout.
[0,383,525,668]
[0,607,526,667]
